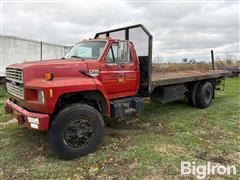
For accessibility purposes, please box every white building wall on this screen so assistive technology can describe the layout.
[0,35,69,76]
[42,43,66,60]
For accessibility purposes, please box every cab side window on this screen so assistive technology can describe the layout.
[106,44,118,63]
[118,42,132,64]
[105,42,132,64]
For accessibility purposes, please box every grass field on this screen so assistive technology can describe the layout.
[0,87,11,123]
[0,78,239,179]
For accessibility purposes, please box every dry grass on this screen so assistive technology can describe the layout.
[153,60,240,73]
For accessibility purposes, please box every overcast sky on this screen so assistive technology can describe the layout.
[1,0,239,62]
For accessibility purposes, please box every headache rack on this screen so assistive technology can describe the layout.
[95,24,153,95]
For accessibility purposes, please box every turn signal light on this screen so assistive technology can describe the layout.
[44,73,54,81]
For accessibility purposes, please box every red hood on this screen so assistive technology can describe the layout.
[7,59,100,83]
[8,59,86,69]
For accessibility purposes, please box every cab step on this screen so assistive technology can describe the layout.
[110,97,144,120]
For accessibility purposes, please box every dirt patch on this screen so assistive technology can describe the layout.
[200,130,228,141]
[143,168,185,180]
[196,151,231,164]
[197,116,208,125]
[81,157,138,178]
[0,118,17,126]
[11,169,29,179]
[105,123,174,138]
[104,158,138,177]
[210,156,231,164]
[33,155,46,165]
[0,99,6,104]
[21,146,46,163]
[106,116,175,136]
[154,144,187,155]
[226,152,240,165]
[105,127,143,136]
[128,160,139,169]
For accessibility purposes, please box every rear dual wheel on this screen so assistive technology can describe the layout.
[188,81,214,108]
[49,103,104,160]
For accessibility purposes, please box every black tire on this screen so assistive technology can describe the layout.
[49,103,104,160]
[187,82,201,106]
[195,81,213,108]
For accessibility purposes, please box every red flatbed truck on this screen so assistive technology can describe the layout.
[5,24,226,159]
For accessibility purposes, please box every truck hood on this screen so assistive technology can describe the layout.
[7,59,99,82]
[8,59,87,69]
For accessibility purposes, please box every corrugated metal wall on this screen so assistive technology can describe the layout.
[0,35,71,76]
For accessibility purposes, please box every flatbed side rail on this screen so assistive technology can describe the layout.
[151,71,227,90]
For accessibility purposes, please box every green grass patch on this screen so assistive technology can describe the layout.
[0,87,11,122]
[0,78,239,179]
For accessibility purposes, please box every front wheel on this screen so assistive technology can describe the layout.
[49,103,104,160]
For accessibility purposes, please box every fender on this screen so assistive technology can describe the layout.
[22,77,111,117]
[93,78,111,117]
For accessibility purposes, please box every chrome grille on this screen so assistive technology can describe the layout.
[6,68,23,83]
[6,68,24,100]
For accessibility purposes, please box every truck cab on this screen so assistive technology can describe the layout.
[5,36,145,159]
[64,38,141,99]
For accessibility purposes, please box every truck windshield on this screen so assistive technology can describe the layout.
[65,41,106,60]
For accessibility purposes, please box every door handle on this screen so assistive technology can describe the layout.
[129,66,137,70]
[119,73,126,78]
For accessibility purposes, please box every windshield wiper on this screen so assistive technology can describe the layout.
[70,55,85,61]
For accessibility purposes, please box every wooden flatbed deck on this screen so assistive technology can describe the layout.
[152,70,227,87]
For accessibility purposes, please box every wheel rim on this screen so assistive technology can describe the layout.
[204,88,212,104]
[64,119,94,148]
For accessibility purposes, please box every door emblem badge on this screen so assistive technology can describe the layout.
[118,78,125,82]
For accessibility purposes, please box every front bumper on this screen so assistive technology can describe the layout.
[5,99,49,131]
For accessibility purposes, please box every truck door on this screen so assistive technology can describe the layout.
[117,41,139,96]
[99,42,139,99]
[99,43,121,98]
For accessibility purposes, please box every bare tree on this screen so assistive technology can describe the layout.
[189,58,196,64]
[182,58,188,63]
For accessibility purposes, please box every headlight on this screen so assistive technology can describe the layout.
[38,90,45,104]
